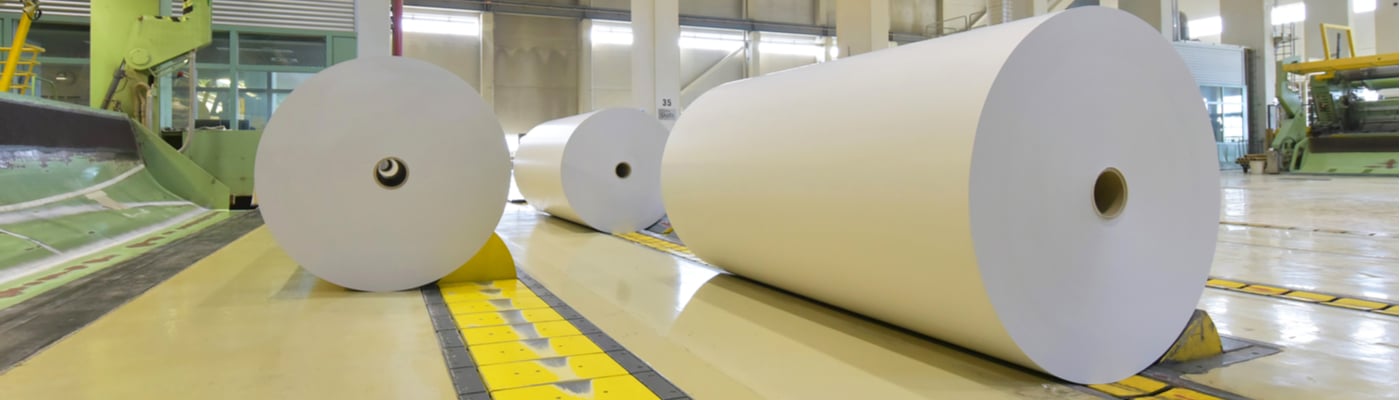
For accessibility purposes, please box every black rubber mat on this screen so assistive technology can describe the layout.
[0,94,137,152]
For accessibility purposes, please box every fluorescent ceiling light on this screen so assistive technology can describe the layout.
[759,34,824,58]
[1272,3,1306,25]
[679,29,744,51]
[1187,16,1222,38]
[1354,0,1376,13]
[591,23,633,45]
[759,43,824,57]
[402,12,481,36]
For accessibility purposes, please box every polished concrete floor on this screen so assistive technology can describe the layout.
[0,173,1393,399]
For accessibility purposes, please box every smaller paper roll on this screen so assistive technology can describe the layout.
[514,108,668,233]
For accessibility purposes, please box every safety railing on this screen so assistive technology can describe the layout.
[0,44,45,95]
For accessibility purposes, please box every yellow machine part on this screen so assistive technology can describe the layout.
[1158,309,1225,363]
[439,233,517,284]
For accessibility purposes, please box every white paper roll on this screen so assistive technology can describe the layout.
[661,7,1219,384]
[255,57,510,292]
[514,108,668,233]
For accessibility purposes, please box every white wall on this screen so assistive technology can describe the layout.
[402,8,483,89]
[590,34,633,110]
[493,14,581,133]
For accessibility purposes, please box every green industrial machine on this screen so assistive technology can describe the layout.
[1271,25,1399,176]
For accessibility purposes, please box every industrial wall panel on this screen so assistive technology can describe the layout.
[2,0,354,32]
[494,13,580,134]
[203,0,355,32]
[1174,42,1246,87]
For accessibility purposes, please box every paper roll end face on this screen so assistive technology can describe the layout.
[256,57,509,292]
[969,7,1219,382]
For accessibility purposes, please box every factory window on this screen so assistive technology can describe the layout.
[238,34,327,67]
[237,71,314,130]
[1201,86,1248,169]
[25,22,88,59]
[197,31,232,65]
[33,64,88,105]
[171,68,238,128]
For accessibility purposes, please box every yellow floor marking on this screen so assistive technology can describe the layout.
[1282,291,1337,303]
[1148,387,1224,400]
[1331,298,1389,310]
[1378,306,1399,316]
[441,279,530,292]
[443,285,536,302]
[462,320,584,345]
[454,308,567,329]
[448,296,552,314]
[470,335,606,366]
[1087,375,1168,397]
[1239,285,1289,295]
[492,375,660,400]
[479,353,629,391]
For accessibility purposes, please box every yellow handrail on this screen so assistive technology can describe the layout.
[0,45,44,95]
[1319,23,1357,61]
[1,0,41,93]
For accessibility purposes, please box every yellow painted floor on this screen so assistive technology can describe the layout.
[0,173,1393,399]
[0,228,457,400]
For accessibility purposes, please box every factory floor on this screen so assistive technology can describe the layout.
[0,173,1394,399]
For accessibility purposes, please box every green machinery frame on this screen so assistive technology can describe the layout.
[1271,24,1399,176]
[91,0,210,123]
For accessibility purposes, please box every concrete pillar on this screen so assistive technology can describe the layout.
[1119,0,1177,40]
[355,0,391,58]
[1303,0,1350,59]
[1221,0,1274,153]
[579,19,594,113]
[745,31,762,77]
[631,0,681,128]
[987,0,1041,24]
[477,13,496,109]
[835,0,890,57]
[1377,0,1398,53]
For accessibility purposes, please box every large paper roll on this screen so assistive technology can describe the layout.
[661,7,1219,384]
[515,108,668,233]
[256,57,510,292]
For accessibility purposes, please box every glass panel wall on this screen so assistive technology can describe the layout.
[1201,85,1248,169]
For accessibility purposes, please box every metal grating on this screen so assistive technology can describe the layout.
[1174,41,1247,87]
[1,1,354,32]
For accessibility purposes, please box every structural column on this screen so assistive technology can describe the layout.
[481,12,496,108]
[835,0,890,57]
[987,0,1043,24]
[1221,0,1275,153]
[631,0,681,128]
[1374,1,1397,54]
[355,0,391,58]
[1119,0,1178,40]
[579,19,594,113]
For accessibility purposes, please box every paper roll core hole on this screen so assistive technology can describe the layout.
[615,162,632,179]
[1093,167,1127,219]
[375,157,408,189]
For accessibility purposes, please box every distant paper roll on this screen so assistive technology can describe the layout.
[515,108,668,233]
[661,7,1219,384]
[256,57,510,292]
